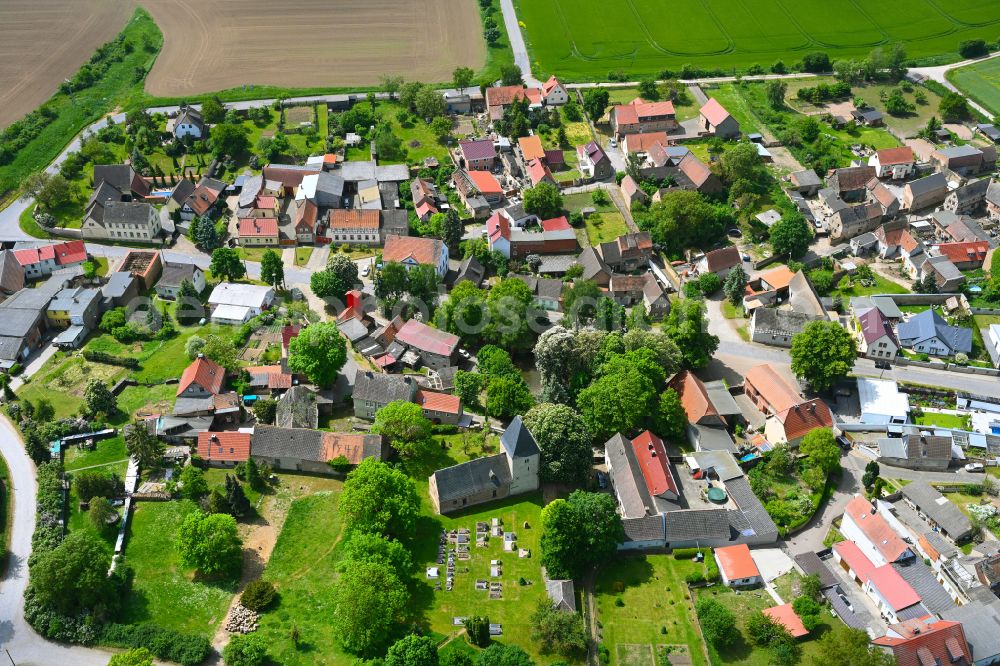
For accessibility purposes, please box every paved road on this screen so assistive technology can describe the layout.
[877,463,986,484]
[785,452,866,555]
[909,52,1000,117]
[0,420,111,665]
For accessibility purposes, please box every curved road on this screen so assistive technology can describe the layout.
[909,51,1000,117]
[0,415,112,665]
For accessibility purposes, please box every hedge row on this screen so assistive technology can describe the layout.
[82,350,140,369]
[101,623,212,665]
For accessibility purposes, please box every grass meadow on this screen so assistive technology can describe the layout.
[514,0,1000,81]
[949,57,1000,117]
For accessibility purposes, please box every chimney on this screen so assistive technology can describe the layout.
[197,353,205,359]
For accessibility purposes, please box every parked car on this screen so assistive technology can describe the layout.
[965,463,985,472]
[361,265,370,277]
[609,138,617,148]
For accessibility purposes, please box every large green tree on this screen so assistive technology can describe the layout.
[575,369,658,442]
[210,122,250,157]
[108,648,155,666]
[634,191,733,258]
[811,626,895,666]
[340,458,421,538]
[176,511,243,578]
[436,280,488,347]
[694,597,737,648]
[31,529,117,614]
[125,418,164,469]
[84,378,117,418]
[522,182,563,219]
[790,320,856,391]
[523,403,593,484]
[287,322,348,387]
[331,560,409,655]
[529,599,587,656]
[222,633,268,666]
[662,299,718,369]
[260,248,284,288]
[476,644,534,666]
[582,88,610,121]
[342,532,413,574]
[372,401,435,458]
[485,375,535,421]
[769,214,812,258]
[485,278,538,352]
[562,280,603,329]
[800,427,841,473]
[540,491,623,579]
[327,252,360,287]
[385,634,439,666]
[654,388,688,442]
[311,269,348,301]
[209,247,246,282]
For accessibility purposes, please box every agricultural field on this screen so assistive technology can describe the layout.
[0,0,134,129]
[514,0,1000,81]
[949,57,1000,117]
[142,0,484,98]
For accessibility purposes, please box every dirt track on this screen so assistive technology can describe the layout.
[0,0,134,129]
[143,0,485,97]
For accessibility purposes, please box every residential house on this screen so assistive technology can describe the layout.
[898,309,972,357]
[383,235,449,277]
[789,169,822,196]
[743,363,802,417]
[428,416,540,514]
[485,85,538,120]
[695,246,742,279]
[622,131,669,156]
[945,178,991,215]
[251,425,387,474]
[578,247,612,287]
[46,286,101,330]
[84,200,161,242]
[292,199,319,243]
[851,231,880,256]
[939,212,995,247]
[869,146,916,179]
[513,274,564,311]
[611,98,678,137]
[453,169,503,217]
[598,232,653,272]
[910,254,965,292]
[873,618,971,666]
[851,108,884,126]
[749,308,818,348]
[84,164,150,231]
[620,175,649,209]
[525,159,556,187]
[178,177,226,221]
[743,265,796,308]
[676,152,724,195]
[0,285,55,367]
[100,271,138,309]
[903,172,949,211]
[941,601,1000,666]
[13,240,87,280]
[932,241,989,270]
[238,218,280,246]
[605,430,680,519]
[875,223,922,260]
[541,76,568,105]
[832,540,925,624]
[352,372,418,420]
[642,277,670,319]
[296,171,344,208]
[840,495,915,567]
[867,178,901,218]
[411,178,442,222]
[207,283,275,324]
[0,250,25,297]
[395,318,460,369]
[323,209,380,246]
[518,135,546,163]
[857,377,910,425]
[415,388,463,425]
[177,356,225,400]
[487,212,578,259]
[275,385,328,429]
[830,166,878,202]
[715,544,762,587]
[576,141,614,181]
[856,307,899,360]
[987,182,1000,222]
[829,202,885,241]
[197,432,251,467]
[764,604,809,639]
[764,397,835,448]
[173,104,205,139]
[668,370,738,453]
[900,481,973,543]
[699,98,740,138]
[878,432,952,472]
[932,145,984,175]
[156,262,205,300]
[458,139,497,171]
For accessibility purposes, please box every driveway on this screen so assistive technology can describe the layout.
[0,421,112,665]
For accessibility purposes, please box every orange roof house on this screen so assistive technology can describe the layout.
[714,544,761,586]
[178,356,225,397]
[743,364,802,416]
[467,170,503,195]
[383,235,446,268]
[841,495,913,565]
[518,135,546,162]
[875,146,915,166]
[763,604,809,638]
[765,397,835,446]
[873,618,970,666]
[197,431,251,464]
[667,370,724,427]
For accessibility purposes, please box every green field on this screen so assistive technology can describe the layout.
[513,0,1000,81]
[949,57,1000,117]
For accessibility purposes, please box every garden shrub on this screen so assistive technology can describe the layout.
[240,579,276,611]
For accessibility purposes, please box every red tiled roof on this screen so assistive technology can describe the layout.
[487,211,510,242]
[328,209,380,229]
[834,540,878,582]
[295,199,318,232]
[524,88,543,105]
[261,165,320,187]
[774,398,834,441]
[466,170,502,194]
[254,196,277,210]
[178,356,225,396]
[744,364,802,414]
[518,135,546,161]
[247,364,292,390]
[415,200,438,219]
[624,131,668,153]
[873,619,970,666]
[239,217,279,238]
[715,544,759,580]
[197,431,251,463]
[678,153,714,188]
[844,495,910,563]
[320,432,378,465]
[876,146,915,166]
[526,159,553,186]
[917,533,941,561]
[934,241,989,265]
[396,319,459,357]
[14,240,86,268]
[460,138,496,162]
[614,98,675,126]
[323,153,338,165]
[541,216,571,232]
[383,235,443,267]
[542,76,562,96]
[701,246,741,273]
[700,98,732,127]
[667,370,717,424]
[186,179,225,216]
[416,389,462,415]
[630,431,678,498]
[867,564,921,611]
[485,85,528,108]
[763,604,809,638]
[760,265,796,290]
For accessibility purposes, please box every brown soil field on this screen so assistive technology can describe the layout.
[143,0,485,97]
[0,0,134,128]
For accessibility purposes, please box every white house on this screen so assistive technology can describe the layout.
[382,235,449,278]
[840,495,914,567]
[541,76,569,106]
[714,544,762,587]
[173,104,205,139]
[855,307,899,361]
[868,147,916,180]
[208,283,275,324]
[857,377,910,425]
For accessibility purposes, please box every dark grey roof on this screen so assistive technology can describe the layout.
[725,476,779,540]
[252,424,322,460]
[936,144,982,159]
[315,171,345,197]
[48,286,101,317]
[793,552,837,589]
[375,164,410,183]
[431,453,512,503]
[605,433,652,519]
[578,247,610,281]
[901,480,973,539]
[352,371,417,404]
[276,385,319,429]
[455,256,485,287]
[92,164,136,193]
[87,180,122,220]
[907,172,948,197]
[500,416,539,458]
[0,305,43,338]
[895,602,931,621]
[941,600,1000,663]
[921,530,958,560]
[238,174,263,208]
[621,515,665,543]
[173,395,216,416]
[159,262,200,289]
[175,105,204,128]
[103,201,154,226]
[339,160,377,182]
[751,307,817,337]
[790,169,822,187]
[952,178,990,204]
[170,178,196,205]
[338,317,370,342]
[891,559,955,614]
[380,209,409,237]
[545,578,576,612]
[663,508,731,543]
[0,336,26,361]
[703,380,742,417]
[897,309,972,355]
[823,588,869,630]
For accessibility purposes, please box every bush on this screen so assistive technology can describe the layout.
[240,579,276,611]
[959,39,989,59]
[82,350,140,369]
[100,623,211,666]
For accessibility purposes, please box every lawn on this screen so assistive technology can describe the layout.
[701,85,762,135]
[771,570,804,604]
[512,0,1000,81]
[119,499,235,637]
[949,57,1000,117]
[829,273,909,298]
[63,435,128,472]
[914,411,972,430]
[585,212,628,246]
[596,554,709,666]
[294,247,314,266]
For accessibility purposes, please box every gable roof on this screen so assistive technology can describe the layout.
[624,131,668,153]
[897,309,973,354]
[759,265,796,291]
[579,141,608,165]
[501,415,539,458]
[518,135,546,161]
[868,565,922,611]
[834,539,878,581]
[460,138,496,162]
[197,431,251,463]
[328,208,380,229]
[178,357,225,396]
[773,397,834,441]
[663,508,731,543]
[631,431,677,498]
[383,235,444,267]
[715,544,759,580]
[764,604,809,638]
[876,146,915,165]
[934,241,989,265]
[700,246,741,273]
[844,495,911,563]
[873,619,970,666]
[431,452,512,503]
[252,424,385,465]
[832,166,877,192]
[700,98,732,127]
[352,371,417,404]
[858,307,898,345]
[605,433,654,518]
[466,170,503,195]
[545,578,576,612]
[906,172,948,197]
[526,158,554,186]
[900,480,973,538]
[415,389,462,415]
[667,370,719,425]
[239,217,279,238]
[13,240,87,268]
[744,364,801,414]
[396,319,459,357]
